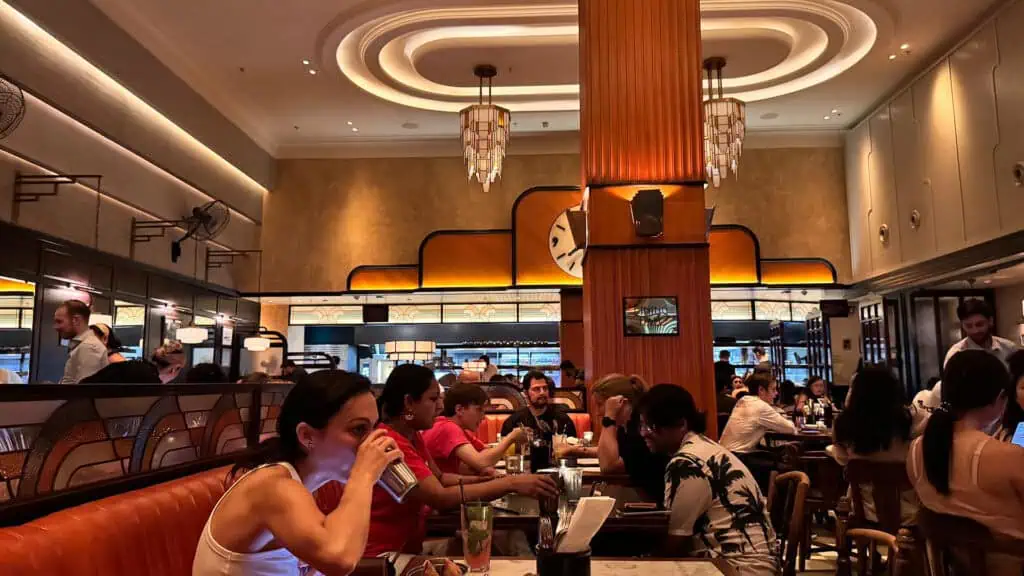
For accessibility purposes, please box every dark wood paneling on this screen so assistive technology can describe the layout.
[236,299,260,324]
[114,266,148,298]
[583,247,715,436]
[217,296,237,317]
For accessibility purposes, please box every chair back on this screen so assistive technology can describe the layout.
[845,529,898,575]
[766,470,810,576]
[482,384,525,411]
[845,459,911,535]
[553,388,586,410]
[916,508,1024,576]
[799,450,846,508]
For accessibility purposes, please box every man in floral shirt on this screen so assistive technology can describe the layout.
[637,384,780,576]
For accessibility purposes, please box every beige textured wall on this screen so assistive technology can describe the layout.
[262,147,850,292]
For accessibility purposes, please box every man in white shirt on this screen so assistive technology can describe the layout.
[720,372,797,453]
[54,299,108,384]
[942,299,1019,368]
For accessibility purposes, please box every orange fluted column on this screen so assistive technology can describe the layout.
[579,0,717,436]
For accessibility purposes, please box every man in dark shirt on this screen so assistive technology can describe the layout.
[713,350,735,388]
[500,370,577,437]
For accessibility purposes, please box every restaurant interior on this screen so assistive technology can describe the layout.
[1,0,1024,575]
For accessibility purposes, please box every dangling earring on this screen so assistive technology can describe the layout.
[404,412,415,421]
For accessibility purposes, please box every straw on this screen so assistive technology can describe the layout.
[459,478,469,528]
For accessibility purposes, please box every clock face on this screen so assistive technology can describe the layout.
[548,203,585,279]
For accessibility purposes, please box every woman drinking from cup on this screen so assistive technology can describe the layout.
[192,370,403,576]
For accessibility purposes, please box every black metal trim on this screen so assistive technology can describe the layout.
[345,265,418,291]
[585,181,707,189]
[760,257,840,284]
[0,382,293,402]
[417,228,513,288]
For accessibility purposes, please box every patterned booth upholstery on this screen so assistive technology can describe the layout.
[474,413,592,443]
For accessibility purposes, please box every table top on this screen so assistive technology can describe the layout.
[398,557,735,576]
[426,486,668,535]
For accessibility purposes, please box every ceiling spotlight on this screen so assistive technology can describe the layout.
[352,127,359,132]
[346,121,353,126]
[900,43,911,51]
[823,116,831,121]
[308,69,318,75]
[888,54,897,61]
[831,109,839,114]
[301,59,311,66]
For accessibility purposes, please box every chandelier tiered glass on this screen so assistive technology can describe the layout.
[460,65,510,193]
[703,57,746,188]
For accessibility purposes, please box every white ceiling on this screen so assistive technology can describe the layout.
[87,0,1004,157]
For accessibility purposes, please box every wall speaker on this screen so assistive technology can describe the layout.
[630,189,664,238]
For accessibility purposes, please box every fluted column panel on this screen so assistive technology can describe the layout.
[579,0,705,184]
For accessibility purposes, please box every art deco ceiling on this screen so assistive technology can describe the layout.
[87,0,1003,155]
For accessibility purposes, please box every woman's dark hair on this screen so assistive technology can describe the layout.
[90,324,124,352]
[489,373,506,383]
[778,380,797,406]
[924,350,1009,494]
[443,382,489,417]
[834,366,910,455]
[184,363,228,383]
[806,375,827,397]
[233,370,372,475]
[635,383,707,434]
[379,363,435,420]
[1001,350,1024,435]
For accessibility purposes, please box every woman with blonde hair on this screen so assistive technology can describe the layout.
[591,373,668,502]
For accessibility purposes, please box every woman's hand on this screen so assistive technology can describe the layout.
[349,429,402,483]
[604,395,628,419]
[509,474,559,498]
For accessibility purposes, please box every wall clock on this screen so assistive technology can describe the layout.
[548,203,586,278]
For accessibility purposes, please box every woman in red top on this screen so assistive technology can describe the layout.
[423,383,527,475]
[364,365,558,557]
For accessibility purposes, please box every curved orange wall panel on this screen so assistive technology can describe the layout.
[347,266,419,291]
[514,187,584,286]
[708,227,759,284]
[420,232,513,289]
[761,260,837,285]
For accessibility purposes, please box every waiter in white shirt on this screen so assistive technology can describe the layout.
[912,299,1019,434]
[720,371,797,453]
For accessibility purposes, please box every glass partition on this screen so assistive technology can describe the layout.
[0,277,35,383]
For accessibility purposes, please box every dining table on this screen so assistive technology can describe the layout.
[396,556,737,576]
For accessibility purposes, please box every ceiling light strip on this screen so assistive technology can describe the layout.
[0,0,268,197]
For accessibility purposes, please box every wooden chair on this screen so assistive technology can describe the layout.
[893,508,1024,576]
[798,450,847,571]
[766,470,810,576]
[845,529,899,576]
[837,460,913,576]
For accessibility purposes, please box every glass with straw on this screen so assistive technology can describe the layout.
[460,481,493,573]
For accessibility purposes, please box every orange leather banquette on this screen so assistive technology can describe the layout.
[0,467,231,576]
[474,413,592,443]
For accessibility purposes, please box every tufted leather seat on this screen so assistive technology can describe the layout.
[474,413,592,443]
[0,467,231,576]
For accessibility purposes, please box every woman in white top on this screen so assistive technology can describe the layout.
[193,370,403,576]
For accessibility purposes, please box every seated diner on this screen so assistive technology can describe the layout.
[423,382,526,475]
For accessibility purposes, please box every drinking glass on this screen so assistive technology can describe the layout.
[461,502,494,573]
[560,467,584,503]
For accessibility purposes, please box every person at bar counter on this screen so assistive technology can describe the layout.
[80,341,187,384]
[365,364,557,557]
[498,370,577,438]
[192,370,403,576]
[908,350,1024,575]
[638,384,780,576]
[54,299,108,384]
[423,382,526,475]
[591,373,669,502]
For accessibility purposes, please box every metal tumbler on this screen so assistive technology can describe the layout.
[377,459,419,502]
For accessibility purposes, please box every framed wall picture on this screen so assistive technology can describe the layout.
[623,297,679,336]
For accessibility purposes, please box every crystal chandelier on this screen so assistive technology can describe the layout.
[460,65,510,193]
[703,57,746,188]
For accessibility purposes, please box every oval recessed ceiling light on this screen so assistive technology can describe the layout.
[888,54,897,61]
[308,69,318,75]
[831,108,839,114]
[823,115,831,120]
[351,127,359,132]
[899,43,911,51]
[346,121,353,126]
[302,59,311,66]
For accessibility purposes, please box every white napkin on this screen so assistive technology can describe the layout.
[556,496,616,553]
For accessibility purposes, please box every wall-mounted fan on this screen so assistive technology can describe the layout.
[0,77,26,140]
[171,200,230,262]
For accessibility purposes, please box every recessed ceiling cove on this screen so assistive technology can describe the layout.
[334,0,877,113]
